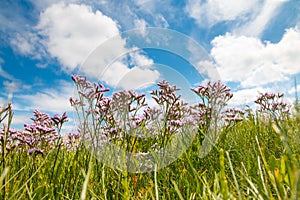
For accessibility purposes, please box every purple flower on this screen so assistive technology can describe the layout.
[28,148,44,156]
[51,112,68,125]
[254,92,290,119]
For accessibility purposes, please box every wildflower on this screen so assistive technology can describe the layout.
[28,148,44,156]
[222,108,245,122]
[191,81,233,131]
[254,92,290,120]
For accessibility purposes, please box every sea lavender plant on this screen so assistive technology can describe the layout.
[254,92,290,120]
[148,80,192,145]
[191,81,233,130]
[71,76,197,172]
[111,90,147,133]
[18,110,68,155]
[222,107,245,127]
[1,107,73,156]
[71,75,193,148]
[70,74,111,145]
[63,131,81,151]
[191,81,233,155]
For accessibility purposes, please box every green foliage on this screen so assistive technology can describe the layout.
[0,88,299,199]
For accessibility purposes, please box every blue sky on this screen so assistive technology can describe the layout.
[0,0,300,131]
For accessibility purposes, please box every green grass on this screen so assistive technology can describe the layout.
[1,110,299,199]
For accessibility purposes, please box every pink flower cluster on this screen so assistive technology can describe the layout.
[254,92,290,119]
[0,106,80,155]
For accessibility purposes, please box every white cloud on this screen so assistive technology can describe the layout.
[0,96,7,107]
[133,0,169,28]
[0,67,15,81]
[100,52,159,89]
[10,33,38,57]
[36,3,120,70]
[185,0,260,27]
[195,60,221,81]
[11,112,32,127]
[15,80,74,113]
[229,87,268,106]
[134,18,147,36]
[129,52,154,68]
[185,0,289,36]
[210,27,300,87]
[288,84,300,95]
[10,3,160,89]
[0,59,16,81]
[100,61,131,87]
[10,32,47,60]
[154,14,169,28]
[0,60,31,102]
[3,81,19,100]
[235,0,288,37]
[115,67,160,90]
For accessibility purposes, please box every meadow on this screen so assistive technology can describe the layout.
[0,75,299,199]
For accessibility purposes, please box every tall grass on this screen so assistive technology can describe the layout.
[0,78,299,199]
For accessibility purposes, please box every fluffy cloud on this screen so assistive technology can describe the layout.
[229,87,268,106]
[100,52,159,89]
[128,52,154,68]
[36,3,120,70]
[185,0,260,27]
[115,67,160,90]
[195,60,221,81]
[11,3,159,89]
[210,27,300,87]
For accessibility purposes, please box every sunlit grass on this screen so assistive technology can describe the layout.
[0,77,299,199]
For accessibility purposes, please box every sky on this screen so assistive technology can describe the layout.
[0,0,300,131]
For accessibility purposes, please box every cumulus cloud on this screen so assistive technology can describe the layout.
[115,67,160,90]
[99,51,159,89]
[185,0,260,27]
[128,52,154,68]
[11,3,159,89]
[36,3,120,70]
[229,87,268,106]
[195,60,221,81]
[210,27,300,87]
